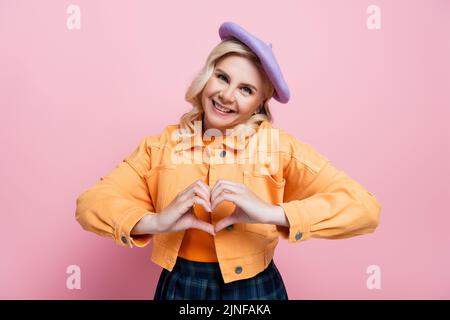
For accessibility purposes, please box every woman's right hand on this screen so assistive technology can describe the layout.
[152,179,215,236]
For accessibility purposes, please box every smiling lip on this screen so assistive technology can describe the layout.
[211,99,236,115]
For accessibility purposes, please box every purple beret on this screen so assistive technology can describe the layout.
[218,21,290,104]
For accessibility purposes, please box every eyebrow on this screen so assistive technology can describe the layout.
[215,68,258,92]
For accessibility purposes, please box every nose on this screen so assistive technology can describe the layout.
[219,86,235,103]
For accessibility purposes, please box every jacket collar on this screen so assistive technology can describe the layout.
[174,119,273,152]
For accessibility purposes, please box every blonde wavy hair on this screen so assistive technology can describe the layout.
[179,39,275,138]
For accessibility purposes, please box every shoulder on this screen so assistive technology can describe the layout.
[262,122,305,156]
[275,126,331,172]
[138,123,180,149]
[126,124,180,176]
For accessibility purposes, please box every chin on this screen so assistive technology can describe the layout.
[204,117,225,131]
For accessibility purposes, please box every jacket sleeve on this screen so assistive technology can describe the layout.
[75,136,157,248]
[276,136,381,243]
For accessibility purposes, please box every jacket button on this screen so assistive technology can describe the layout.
[295,231,303,241]
[121,235,128,245]
[226,224,234,231]
[219,150,226,157]
[235,266,243,274]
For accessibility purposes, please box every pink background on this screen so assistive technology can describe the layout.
[1,0,449,299]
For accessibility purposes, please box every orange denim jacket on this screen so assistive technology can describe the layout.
[75,119,381,283]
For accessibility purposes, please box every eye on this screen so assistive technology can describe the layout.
[241,87,253,95]
[217,73,228,82]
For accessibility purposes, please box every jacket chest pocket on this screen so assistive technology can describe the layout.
[144,165,177,212]
[242,168,286,204]
[244,223,277,238]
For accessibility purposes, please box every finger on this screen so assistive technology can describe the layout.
[192,195,212,212]
[211,181,241,201]
[177,191,211,216]
[211,185,241,209]
[188,179,211,200]
[183,185,210,206]
[196,180,211,198]
[182,179,208,197]
[191,218,216,236]
[214,215,238,233]
[211,179,239,193]
[211,192,238,210]
[192,185,211,205]
[174,212,215,236]
[180,180,197,195]
[211,180,232,198]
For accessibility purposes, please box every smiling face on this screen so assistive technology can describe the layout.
[201,54,268,135]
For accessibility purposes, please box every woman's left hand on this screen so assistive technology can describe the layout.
[210,179,280,233]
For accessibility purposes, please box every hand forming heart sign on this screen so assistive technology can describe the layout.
[149,179,282,236]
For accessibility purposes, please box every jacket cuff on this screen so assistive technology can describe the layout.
[276,201,311,243]
[114,208,154,248]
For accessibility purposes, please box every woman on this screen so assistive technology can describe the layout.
[75,21,381,300]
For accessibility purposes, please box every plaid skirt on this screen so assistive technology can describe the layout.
[153,256,289,300]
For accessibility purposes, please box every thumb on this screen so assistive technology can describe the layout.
[214,214,238,233]
[191,218,216,236]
